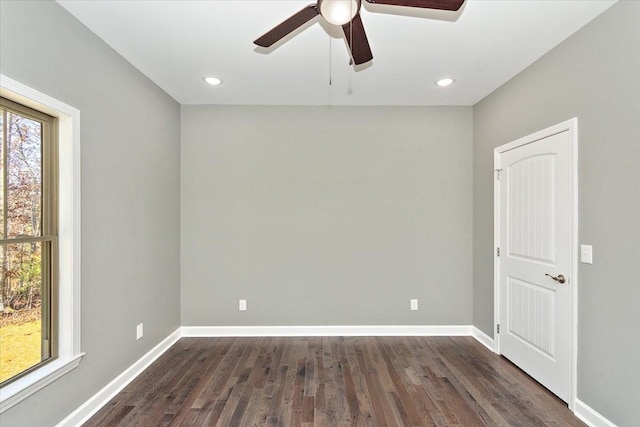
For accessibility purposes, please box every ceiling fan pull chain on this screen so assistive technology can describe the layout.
[352,2,356,93]
[329,35,332,86]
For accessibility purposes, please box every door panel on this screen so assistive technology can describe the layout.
[508,277,555,358]
[508,154,555,264]
[498,130,571,403]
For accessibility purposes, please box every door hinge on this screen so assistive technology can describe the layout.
[495,168,503,180]
[497,324,500,333]
[497,247,500,257]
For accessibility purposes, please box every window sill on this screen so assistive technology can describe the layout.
[0,353,85,413]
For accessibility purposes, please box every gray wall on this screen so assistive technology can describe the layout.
[473,2,640,426]
[0,1,181,426]
[181,106,473,326]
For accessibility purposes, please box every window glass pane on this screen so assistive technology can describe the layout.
[7,112,42,238]
[0,110,4,239]
[0,242,45,383]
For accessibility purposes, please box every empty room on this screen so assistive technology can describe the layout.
[0,0,638,426]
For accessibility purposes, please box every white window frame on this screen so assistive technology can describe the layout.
[0,74,82,412]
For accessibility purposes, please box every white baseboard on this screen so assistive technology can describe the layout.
[180,324,474,337]
[574,399,618,427]
[55,328,182,427]
[471,326,496,352]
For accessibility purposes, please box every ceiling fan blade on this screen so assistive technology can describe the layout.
[254,4,320,47]
[342,14,373,65]
[364,0,464,11]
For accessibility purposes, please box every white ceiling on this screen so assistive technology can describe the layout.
[57,0,617,106]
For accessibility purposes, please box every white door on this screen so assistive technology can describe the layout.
[496,127,574,403]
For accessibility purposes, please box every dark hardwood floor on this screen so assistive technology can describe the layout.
[84,336,584,426]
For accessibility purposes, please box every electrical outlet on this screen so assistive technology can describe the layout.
[239,299,247,311]
[136,323,143,340]
[580,244,593,264]
[410,299,418,311]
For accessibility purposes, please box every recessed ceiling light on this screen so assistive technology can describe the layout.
[436,78,455,87]
[204,76,222,86]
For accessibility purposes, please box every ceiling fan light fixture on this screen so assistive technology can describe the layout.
[319,0,360,26]
[204,76,222,86]
[253,0,465,65]
[436,78,455,87]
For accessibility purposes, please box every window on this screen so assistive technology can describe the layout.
[0,98,57,385]
[0,75,82,412]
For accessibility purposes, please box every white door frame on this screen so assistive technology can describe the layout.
[493,118,578,410]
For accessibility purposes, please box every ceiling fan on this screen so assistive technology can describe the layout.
[254,0,465,65]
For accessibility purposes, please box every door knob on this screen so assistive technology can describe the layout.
[545,273,566,284]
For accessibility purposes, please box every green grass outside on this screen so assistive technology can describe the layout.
[0,320,41,383]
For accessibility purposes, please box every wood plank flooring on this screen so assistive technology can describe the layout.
[84,336,585,426]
